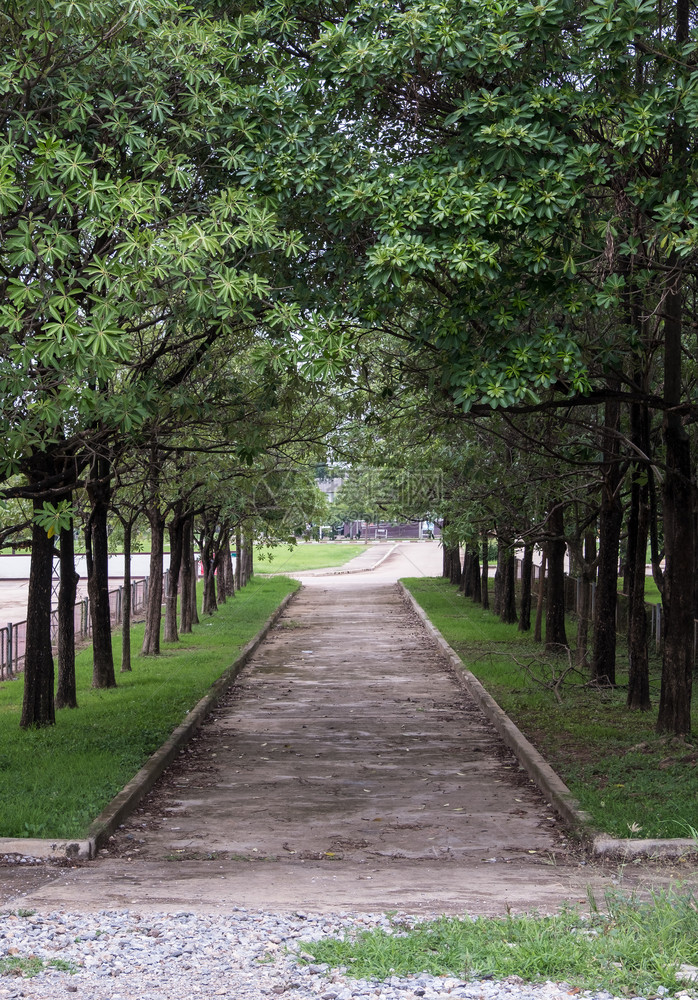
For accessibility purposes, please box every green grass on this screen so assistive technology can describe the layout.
[641,577,662,605]
[254,541,368,573]
[0,575,298,839]
[402,577,698,840]
[301,890,698,996]
[0,955,78,978]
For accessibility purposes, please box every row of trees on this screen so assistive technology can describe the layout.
[3,0,698,737]
[237,0,698,736]
[0,0,339,727]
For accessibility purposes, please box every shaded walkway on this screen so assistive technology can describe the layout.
[19,544,634,915]
[139,571,558,863]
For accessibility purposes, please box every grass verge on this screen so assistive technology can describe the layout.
[254,542,368,573]
[0,575,298,839]
[301,890,698,996]
[401,577,698,840]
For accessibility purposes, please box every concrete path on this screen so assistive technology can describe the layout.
[14,543,654,915]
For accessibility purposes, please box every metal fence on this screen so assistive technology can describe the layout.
[0,575,157,682]
[519,558,690,660]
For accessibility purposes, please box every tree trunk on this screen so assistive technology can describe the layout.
[179,516,194,635]
[471,551,482,603]
[164,510,185,643]
[518,544,533,632]
[493,539,503,615]
[627,484,651,710]
[657,284,694,733]
[235,529,242,592]
[141,505,165,655]
[214,524,227,606]
[461,546,473,597]
[190,518,199,626]
[121,520,132,672]
[534,549,547,643]
[574,532,596,671]
[481,534,489,610]
[498,543,517,624]
[87,458,116,689]
[245,540,254,583]
[626,394,651,710]
[21,501,56,728]
[545,504,568,651]
[56,515,79,709]
[591,399,622,685]
[442,538,461,586]
[221,531,235,598]
[199,517,219,616]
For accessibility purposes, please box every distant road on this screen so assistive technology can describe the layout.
[0,552,166,581]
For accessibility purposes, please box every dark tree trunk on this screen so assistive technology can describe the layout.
[190,518,199,626]
[545,504,568,651]
[179,516,194,634]
[199,517,219,616]
[221,531,235,598]
[21,501,56,728]
[461,546,473,597]
[471,551,482,603]
[627,486,651,710]
[164,509,185,643]
[214,524,227,606]
[245,538,254,583]
[518,544,533,632]
[591,399,622,685]
[86,458,116,689]
[499,544,517,625]
[693,497,698,623]
[481,534,489,610]
[493,540,503,615]
[657,284,694,734]
[626,396,651,710]
[442,540,461,586]
[121,520,132,672]
[534,549,547,643]
[56,515,79,710]
[574,532,596,670]
[179,517,196,635]
[141,505,165,655]
[235,529,242,591]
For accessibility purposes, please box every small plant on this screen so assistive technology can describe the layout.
[0,956,45,978]
[49,958,78,974]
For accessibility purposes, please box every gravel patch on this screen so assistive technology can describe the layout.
[0,909,692,1000]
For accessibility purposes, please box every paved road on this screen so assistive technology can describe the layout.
[14,543,640,915]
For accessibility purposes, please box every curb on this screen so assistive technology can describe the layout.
[0,587,301,863]
[281,542,401,578]
[327,542,400,575]
[398,582,698,859]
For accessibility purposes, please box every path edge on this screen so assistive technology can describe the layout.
[398,582,698,860]
[0,587,301,864]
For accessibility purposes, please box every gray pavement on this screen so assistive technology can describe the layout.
[14,541,648,916]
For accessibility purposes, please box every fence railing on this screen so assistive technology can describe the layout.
[518,558,689,660]
[0,569,177,682]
